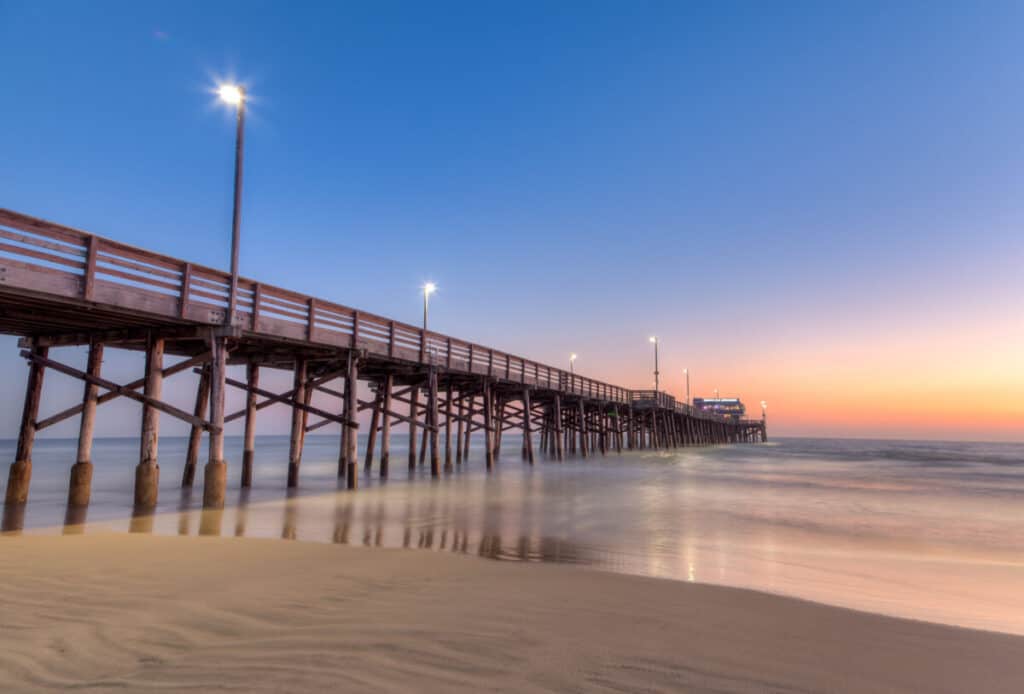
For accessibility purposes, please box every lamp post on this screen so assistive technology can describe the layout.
[422,282,436,331]
[649,336,659,392]
[218,84,246,326]
[714,387,719,400]
[684,368,690,407]
[761,400,767,421]
[569,353,577,376]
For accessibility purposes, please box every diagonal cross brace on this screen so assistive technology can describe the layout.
[34,351,212,431]
[222,375,346,426]
[221,366,346,423]
[21,349,219,432]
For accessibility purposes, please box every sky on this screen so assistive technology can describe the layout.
[0,1,1022,442]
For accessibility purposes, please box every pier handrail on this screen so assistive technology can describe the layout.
[0,208,657,406]
[0,209,766,427]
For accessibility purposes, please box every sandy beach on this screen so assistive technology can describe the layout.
[1,532,1022,693]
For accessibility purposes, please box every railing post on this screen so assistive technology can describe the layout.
[82,236,98,301]
[179,262,192,319]
[251,282,262,329]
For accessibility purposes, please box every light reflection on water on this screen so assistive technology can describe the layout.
[3,436,1024,635]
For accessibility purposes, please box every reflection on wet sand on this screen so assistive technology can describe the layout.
[129,505,155,534]
[282,489,301,540]
[7,441,1024,635]
[177,489,193,536]
[199,508,223,537]
[62,503,88,534]
[234,489,250,537]
[103,481,596,569]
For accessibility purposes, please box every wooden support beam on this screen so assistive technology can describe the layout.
[429,369,440,477]
[241,362,258,487]
[522,388,534,465]
[300,369,312,457]
[462,393,473,461]
[182,366,211,488]
[202,332,228,509]
[36,351,211,431]
[389,390,479,427]
[455,393,464,465]
[287,359,307,488]
[553,394,563,461]
[615,406,623,454]
[134,334,164,508]
[304,417,332,434]
[380,374,393,478]
[339,367,351,479]
[419,413,429,466]
[19,349,217,433]
[345,355,359,489]
[19,325,215,349]
[4,345,48,507]
[223,375,343,426]
[578,400,588,458]
[444,385,453,472]
[314,383,344,399]
[223,365,345,424]
[483,382,494,471]
[68,342,102,506]
[364,386,382,473]
[494,398,506,459]
[408,386,419,470]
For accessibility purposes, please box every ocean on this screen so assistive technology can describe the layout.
[3,435,1022,635]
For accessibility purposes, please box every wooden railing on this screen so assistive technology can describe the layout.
[0,210,642,402]
[0,209,762,425]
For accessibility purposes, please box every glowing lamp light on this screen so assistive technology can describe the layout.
[218,84,244,105]
[423,282,437,296]
[649,336,657,343]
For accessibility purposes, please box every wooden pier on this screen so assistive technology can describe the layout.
[0,209,766,521]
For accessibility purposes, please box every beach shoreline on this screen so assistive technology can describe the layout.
[2,532,1022,693]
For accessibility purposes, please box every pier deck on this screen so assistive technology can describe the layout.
[0,208,766,522]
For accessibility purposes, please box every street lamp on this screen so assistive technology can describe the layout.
[684,368,690,407]
[713,387,719,400]
[649,336,659,392]
[422,282,437,330]
[761,400,767,420]
[218,83,246,326]
[569,353,577,375]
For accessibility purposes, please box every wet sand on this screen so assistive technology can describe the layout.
[1,532,1022,693]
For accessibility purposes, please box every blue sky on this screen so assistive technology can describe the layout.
[1,1,1022,440]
